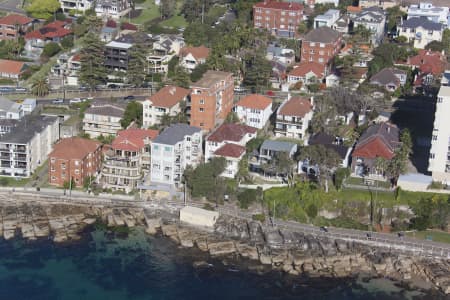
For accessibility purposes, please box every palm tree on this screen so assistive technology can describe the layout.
[31,78,50,97]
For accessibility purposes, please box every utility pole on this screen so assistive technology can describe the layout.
[201,2,204,24]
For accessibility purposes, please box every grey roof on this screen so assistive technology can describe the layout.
[370,67,406,86]
[101,27,117,34]
[354,10,385,23]
[85,104,125,118]
[304,26,340,43]
[399,17,444,31]
[260,140,297,153]
[356,122,400,152]
[0,115,57,144]
[105,41,133,49]
[0,97,16,112]
[153,123,201,145]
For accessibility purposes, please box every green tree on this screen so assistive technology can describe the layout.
[26,0,60,19]
[237,189,257,209]
[184,157,226,201]
[306,203,318,219]
[31,78,50,97]
[425,40,445,52]
[386,130,412,184]
[79,32,106,91]
[121,101,143,128]
[190,62,209,82]
[386,6,406,32]
[61,36,74,49]
[63,177,76,190]
[41,42,61,58]
[225,111,239,123]
[128,43,147,87]
[172,67,190,88]
[160,0,176,19]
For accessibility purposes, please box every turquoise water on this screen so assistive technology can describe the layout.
[0,227,445,300]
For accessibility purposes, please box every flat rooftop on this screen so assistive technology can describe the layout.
[191,70,232,89]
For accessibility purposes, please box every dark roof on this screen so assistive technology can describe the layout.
[260,140,297,152]
[399,17,444,31]
[214,143,246,158]
[352,122,400,159]
[0,115,58,144]
[308,133,349,159]
[303,27,340,43]
[370,67,406,86]
[207,123,256,143]
[85,104,125,118]
[153,123,201,145]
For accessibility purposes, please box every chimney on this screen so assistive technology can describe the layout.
[169,87,176,95]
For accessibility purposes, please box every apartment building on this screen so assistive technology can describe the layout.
[314,9,340,29]
[428,86,450,183]
[0,97,23,119]
[150,124,202,187]
[234,94,273,129]
[48,137,102,187]
[398,17,444,49]
[253,1,303,38]
[83,103,125,138]
[95,0,131,19]
[0,14,33,41]
[102,128,158,193]
[0,115,59,177]
[274,96,314,141]
[105,40,133,72]
[190,70,234,131]
[407,2,449,26]
[352,7,386,46]
[60,0,93,13]
[142,85,190,127]
[301,26,342,69]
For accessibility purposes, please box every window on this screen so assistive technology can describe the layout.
[430,153,435,159]
[310,42,316,47]
[75,169,80,174]
[51,158,55,163]
[437,97,443,103]
[281,11,285,15]
[309,50,315,54]
[199,99,205,104]
[320,43,325,48]
[319,50,324,55]
[75,160,79,166]
[318,58,324,63]
[428,30,433,35]
[51,166,55,172]
[51,176,56,181]
[200,122,204,127]
[154,145,159,150]
[61,163,66,170]
[433,135,438,141]
[164,146,171,152]
[186,137,191,141]
[199,108,204,112]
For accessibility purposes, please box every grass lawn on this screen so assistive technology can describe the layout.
[407,230,450,244]
[0,176,29,187]
[345,176,391,189]
[160,15,187,28]
[336,188,397,206]
[0,78,15,85]
[26,57,57,86]
[130,0,160,25]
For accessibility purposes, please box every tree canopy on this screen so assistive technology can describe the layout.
[26,0,60,20]
[121,101,143,128]
[79,32,106,91]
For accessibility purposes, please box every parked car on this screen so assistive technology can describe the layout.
[123,95,135,101]
[52,98,64,104]
[69,98,82,104]
[319,226,328,233]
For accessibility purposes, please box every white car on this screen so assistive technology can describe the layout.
[69,98,82,104]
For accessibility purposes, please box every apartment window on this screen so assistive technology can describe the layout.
[289,12,296,16]
[281,11,285,15]
[319,50,324,55]
[152,164,160,170]
[75,169,80,174]
[186,156,190,160]
[199,108,204,112]
[51,158,55,163]
[309,56,313,61]
[51,176,56,181]
[428,30,433,35]
[164,146,171,152]
[309,50,315,54]
[310,42,316,47]
[61,172,66,179]
[256,8,261,12]
[51,166,55,172]
[280,17,285,22]
[430,153,435,159]
[186,137,191,141]
[200,122,204,127]
[437,97,443,103]
[199,99,205,104]
[320,43,325,48]
[433,135,438,141]
[61,163,66,170]
[74,160,79,166]
[318,58,324,63]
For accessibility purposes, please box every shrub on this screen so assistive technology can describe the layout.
[41,42,61,58]
[334,168,350,190]
[237,189,257,209]
[61,36,74,49]
[428,181,444,190]
[252,213,265,223]
[306,203,318,219]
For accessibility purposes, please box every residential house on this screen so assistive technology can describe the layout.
[346,6,362,18]
[150,124,202,187]
[253,1,303,38]
[0,59,27,80]
[287,62,325,86]
[370,67,407,92]
[102,128,158,193]
[398,17,444,49]
[307,132,352,167]
[314,9,340,29]
[428,86,450,183]
[24,20,72,57]
[141,85,190,127]
[48,137,102,187]
[405,49,446,89]
[60,0,93,13]
[205,123,256,178]
[441,70,450,86]
[266,43,295,65]
[0,115,59,177]
[351,122,400,178]
[274,96,314,141]
[51,52,81,87]
[100,25,118,42]
[179,45,210,73]
[334,15,350,33]
[407,2,449,26]
[234,94,273,129]
[0,14,34,41]
[256,140,298,167]
[190,70,234,131]
[82,103,125,138]
[352,7,386,46]
[95,0,131,19]
[205,123,256,162]
[359,0,398,9]
[104,40,133,71]
[301,27,342,71]
[0,97,22,119]
[147,34,185,74]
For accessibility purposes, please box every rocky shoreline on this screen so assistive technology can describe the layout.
[0,201,449,295]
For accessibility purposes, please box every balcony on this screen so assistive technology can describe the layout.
[102,168,141,179]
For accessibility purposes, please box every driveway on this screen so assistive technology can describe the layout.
[0,0,25,14]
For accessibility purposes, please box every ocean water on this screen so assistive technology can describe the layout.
[0,227,446,300]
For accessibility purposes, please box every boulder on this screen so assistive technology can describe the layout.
[145,217,161,235]
[178,229,195,248]
[264,230,284,248]
[195,237,209,252]
[208,241,236,256]
[236,243,259,260]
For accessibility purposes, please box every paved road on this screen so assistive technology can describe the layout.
[0,0,24,14]
[38,95,148,106]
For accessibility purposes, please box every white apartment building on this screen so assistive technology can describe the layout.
[234,94,273,129]
[0,115,59,177]
[141,85,190,127]
[82,103,125,138]
[314,9,340,29]
[407,2,449,27]
[428,86,450,184]
[352,7,386,46]
[150,124,202,187]
[60,0,93,13]
[205,123,257,162]
[398,17,444,49]
[95,0,131,19]
[274,96,314,141]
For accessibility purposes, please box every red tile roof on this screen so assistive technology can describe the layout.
[105,19,117,28]
[288,62,325,78]
[180,45,210,61]
[352,123,399,159]
[121,22,137,31]
[236,94,272,110]
[112,128,159,152]
[0,59,27,75]
[25,20,72,40]
[407,49,446,75]
[278,96,312,117]
[147,85,190,108]
[0,14,33,26]
[352,137,396,159]
[254,1,303,11]
[207,123,257,143]
[214,143,246,158]
[50,137,101,160]
[347,6,362,13]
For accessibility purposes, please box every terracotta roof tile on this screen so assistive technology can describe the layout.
[347,6,362,13]
[121,22,137,31]
[0,14,33,26]
[254,1,303,11]
[147,85,190,108]
[214,143,246,158]
[407,49,446,75]
[278,96,312,117]
[207,123,256,143]
[50,137,101,160]
[112,128,159,151]
[25,20,72,40]
[236,94,272,110]
[0,59,26,75]
[180,45,210,61]
[288,62,325,78]
[352,122,399,159]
